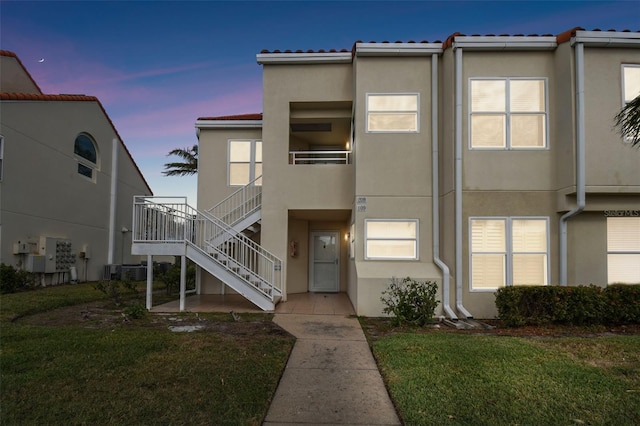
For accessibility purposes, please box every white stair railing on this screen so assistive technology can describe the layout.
[133,196,281,302]
[207,176,262,228]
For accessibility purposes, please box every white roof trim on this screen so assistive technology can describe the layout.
[257,52,352,65]
[196,120,262,129]
[355,43,442,56]
[572,31,640,47]
[453,36,557,50]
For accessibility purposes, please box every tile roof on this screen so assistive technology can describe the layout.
[0,93,98,102]
[197,113,263,121]
[258,28,640,54]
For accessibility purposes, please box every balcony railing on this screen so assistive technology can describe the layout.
[289,150,351,165]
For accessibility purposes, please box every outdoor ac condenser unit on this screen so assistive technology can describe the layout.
[103,264,121,281]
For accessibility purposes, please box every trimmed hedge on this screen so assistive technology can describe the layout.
[495,284,640,327]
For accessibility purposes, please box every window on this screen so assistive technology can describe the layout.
[607,217,640,284]
[228,139,262,186]
[365,219,418,260]
[366,94,419,132]
[470,78,547,149]
[470,217,549,290]
[622,65,640,143]
[74,133,98,180]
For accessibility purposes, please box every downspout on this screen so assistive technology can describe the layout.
[454,46,473,318]
[432,53,457,319]
[107,138,118,265]
[559,41,586,285]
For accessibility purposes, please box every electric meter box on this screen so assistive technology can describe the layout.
[39,237,75,273]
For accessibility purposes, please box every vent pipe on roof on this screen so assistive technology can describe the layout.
[454,46,473,319]
[559,42,586,285]
[432,53,457,319]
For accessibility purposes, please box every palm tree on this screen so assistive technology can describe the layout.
[162,145,198,176]
[614,94,640,148]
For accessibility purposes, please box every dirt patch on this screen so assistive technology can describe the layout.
[17,300,291,338]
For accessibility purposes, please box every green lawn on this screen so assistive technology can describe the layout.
[0,283,294,425]
[371,331,640,425]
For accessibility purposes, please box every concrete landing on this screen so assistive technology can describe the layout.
[263,314,401,426]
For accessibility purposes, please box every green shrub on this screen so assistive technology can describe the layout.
[159,261,196,295]
[605,284,640,325]
[93,280,139,307]
[124,302,147,320]
[0,264,37,294]
[381,277,438,326]
[496,284,640,327]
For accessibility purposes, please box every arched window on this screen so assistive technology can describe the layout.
[74,133,98,180]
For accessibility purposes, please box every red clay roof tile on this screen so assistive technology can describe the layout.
[197,113,263,121]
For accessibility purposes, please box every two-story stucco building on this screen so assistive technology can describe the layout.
[133,28,639,319]
[1,50,153,284]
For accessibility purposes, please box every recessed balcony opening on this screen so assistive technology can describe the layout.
[289,101,352,165]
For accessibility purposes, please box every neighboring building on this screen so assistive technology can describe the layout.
[133,28,639,318]
[1,50,153,284]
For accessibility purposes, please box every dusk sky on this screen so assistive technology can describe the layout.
[3,0,639,205]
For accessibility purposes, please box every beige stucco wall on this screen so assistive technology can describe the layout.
[196,127,263,211]
[0,55,41,94]
[0,100,151,282]
[582,47,640,190]
[261,62,354,299]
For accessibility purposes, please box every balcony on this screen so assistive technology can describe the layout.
[289,150,351,165]
[289,100,352,166]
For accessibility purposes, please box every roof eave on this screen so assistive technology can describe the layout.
[571,30,640,47]
[355,43,443,56]
[195,119,263,129]
[453,36,557,51]
[257,52,352,65]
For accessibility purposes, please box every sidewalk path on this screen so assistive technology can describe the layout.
[263,313,401,426]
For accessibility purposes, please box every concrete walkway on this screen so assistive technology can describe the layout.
[263,310,401,425]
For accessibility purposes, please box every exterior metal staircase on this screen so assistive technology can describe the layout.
[207,176,262,245]
[132,182,281,311]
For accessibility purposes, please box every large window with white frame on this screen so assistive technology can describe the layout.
[470,78,547,149]
[622,65,640,143]
[365,219,418,260]
[228,139,262,186]
[470,217,549,290]
[366,93,419,133]
[607,217,640,284]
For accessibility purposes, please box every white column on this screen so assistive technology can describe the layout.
[146,254,153,310]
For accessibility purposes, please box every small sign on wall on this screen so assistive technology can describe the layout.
[356,196,367,212]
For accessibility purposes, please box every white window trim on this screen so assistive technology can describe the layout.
[365,93,420,133]
[621,64,640,144]
[227,139,262,187]
[607,217,640,284]
[364,218,419,260]
[469,216,550,292]
[468,77,549,150]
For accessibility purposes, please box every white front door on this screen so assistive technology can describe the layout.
[309,231,340,292]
